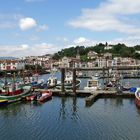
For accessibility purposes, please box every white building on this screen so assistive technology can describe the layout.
[104,45,113,50]
[0,60,25,71]
[60,57,71,68]
[136,50,140,54]
[97,58,107,67]
[87,51,98,59]
[24,54,53,67]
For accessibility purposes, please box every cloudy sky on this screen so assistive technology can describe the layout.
[0,0,140,57]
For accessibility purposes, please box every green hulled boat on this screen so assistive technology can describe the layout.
[0,85,32,103]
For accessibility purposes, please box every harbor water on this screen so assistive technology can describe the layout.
[0,73,140,140]
[0,97,140,140]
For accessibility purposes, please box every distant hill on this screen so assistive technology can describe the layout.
[0,57,17,60]
[52,43,140,60]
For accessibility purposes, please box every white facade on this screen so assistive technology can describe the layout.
[136,51,140,54]
[104,45,113,50]
[0,60,25,70]
[60,57,70,68]
[25,55,52,67]
[87,51,98,59]
[97,58,107,67]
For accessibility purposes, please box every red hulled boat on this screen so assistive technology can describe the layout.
[135,88,140,107]
[26,90,52,102]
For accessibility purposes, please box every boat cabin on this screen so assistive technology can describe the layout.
[84,79,100,91]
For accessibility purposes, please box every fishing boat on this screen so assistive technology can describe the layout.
[135,88,140,107]
[55,72,81,90]
[23,76,45,89]
[26,90,52,102]
[84,77,101,91]
[47,75,58,88]
[0,85,32,103]
[47,67,60,88]
[31,79,45,89]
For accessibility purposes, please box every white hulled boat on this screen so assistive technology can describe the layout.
[84,76,101,91]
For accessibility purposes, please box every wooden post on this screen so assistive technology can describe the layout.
[72,97,77,113]
[107,67,109,84]
[73,68,76,94]
[61,68,65,93]
[103,67,105,89]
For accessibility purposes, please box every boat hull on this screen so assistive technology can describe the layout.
[26,90,52,103]
[135,98,140,108]
[0,86,31,103]
[37,91,52,102]
[47,85,56,89]
[26,95,35,101]
[38,94,52,102]
[84,87,98,91]
[135,88,140,107]
[0,100,8,105]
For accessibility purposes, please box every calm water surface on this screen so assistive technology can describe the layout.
[0,97,140,140]
[0,73,140,140]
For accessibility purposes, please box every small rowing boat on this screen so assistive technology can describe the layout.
[26,90,52,103]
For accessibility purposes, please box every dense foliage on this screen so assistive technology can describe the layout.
[25,64,43,70]
[52,43,140,60]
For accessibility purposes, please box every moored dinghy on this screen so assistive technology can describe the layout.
[26,90,52,103]
[37,90,52,102]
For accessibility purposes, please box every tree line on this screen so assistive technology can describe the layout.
[52,43,140,60]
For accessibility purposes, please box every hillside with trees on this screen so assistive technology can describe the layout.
[52,43,140,60]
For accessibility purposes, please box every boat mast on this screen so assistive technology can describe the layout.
[22,68,25,84]
[35,58,38,82]
[4,71,8,94]
[13,72,16,94]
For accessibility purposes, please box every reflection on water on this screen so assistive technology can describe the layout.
[0,97,140,140]
[59,97,67,120]
[136,106,140,117]
[59,97,79,121]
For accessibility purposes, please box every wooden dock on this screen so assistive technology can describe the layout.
[85,92,100,106]
[35,88,135,106]
[85,90,135,106]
